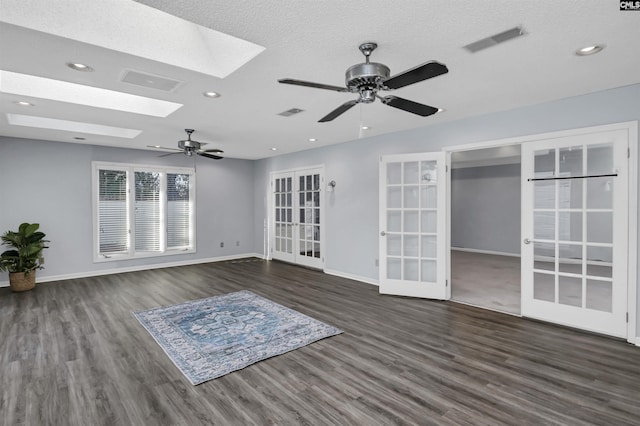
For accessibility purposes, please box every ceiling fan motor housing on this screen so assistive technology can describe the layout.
[345,62,390,102]
[178,139,202,154]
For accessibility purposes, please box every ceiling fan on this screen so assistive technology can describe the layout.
[278,42,448,122]
[148,129,224,160]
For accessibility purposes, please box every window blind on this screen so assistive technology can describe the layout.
[134,171,161,252]
[93,162,195,261]
[98,169,129,254]
[167,173,192,249]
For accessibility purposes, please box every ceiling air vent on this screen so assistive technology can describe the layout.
[278,108,305,117]
[463,26,526,53]
[121,70,182,92]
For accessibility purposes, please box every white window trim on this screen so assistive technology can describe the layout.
[92,161,196,263]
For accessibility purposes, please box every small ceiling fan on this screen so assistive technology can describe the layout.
[278,42,448,122]
[148,129,224,160]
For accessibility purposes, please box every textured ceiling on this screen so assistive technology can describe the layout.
[1,0,639,159]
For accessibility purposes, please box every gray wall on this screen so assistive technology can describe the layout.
[0,138,255,281]
[1,83,639,337]
[451,164,521,254]
[252,83,640,336]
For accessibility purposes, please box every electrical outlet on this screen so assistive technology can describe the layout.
[220,242,224,248]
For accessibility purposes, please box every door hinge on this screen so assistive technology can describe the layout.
[629,147,631,159]
[626,312,629,323]
[445,165,449,172]
[446,279,448,287]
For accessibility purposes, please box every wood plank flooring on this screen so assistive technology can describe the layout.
[1,258,640,425]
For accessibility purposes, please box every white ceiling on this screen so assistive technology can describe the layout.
[1,1,639,160]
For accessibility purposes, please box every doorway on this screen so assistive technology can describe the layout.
[449,145,522,315]
[444,121,636,341]
[270,166,325,270]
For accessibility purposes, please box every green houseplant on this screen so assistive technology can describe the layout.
[0,223,49,292]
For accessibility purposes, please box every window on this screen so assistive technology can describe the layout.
[92,162,195,261]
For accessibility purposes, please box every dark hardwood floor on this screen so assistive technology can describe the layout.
[1,258,639,425]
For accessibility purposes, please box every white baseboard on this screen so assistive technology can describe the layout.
[324,269,379,286]
[0,252,265,287]
[451,246,521,258]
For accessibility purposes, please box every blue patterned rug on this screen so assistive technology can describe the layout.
[133,290,343,385]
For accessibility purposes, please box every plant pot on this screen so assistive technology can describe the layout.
[9,271,36,292]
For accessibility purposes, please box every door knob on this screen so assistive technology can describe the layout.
[523,238,531,244]
[380,231,386,236]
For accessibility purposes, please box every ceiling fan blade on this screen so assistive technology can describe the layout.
[147,145,182,151]
[197,151,223,160]
[381,96,439,117]
[278,78,349,92]
[202,148,224,153]
[158,152,183,157]
[383,61,448,90]
[318,100,359,122]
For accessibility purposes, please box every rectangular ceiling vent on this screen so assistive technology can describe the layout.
[278,108,305,117]
[463,26,526,53]
[121,70,182,92]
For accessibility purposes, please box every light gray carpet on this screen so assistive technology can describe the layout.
[451,250,614,315]
[451,250,521,315]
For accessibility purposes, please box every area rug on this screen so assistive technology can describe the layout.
[133,290,343,385]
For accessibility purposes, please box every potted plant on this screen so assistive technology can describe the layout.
[0,223,49,292]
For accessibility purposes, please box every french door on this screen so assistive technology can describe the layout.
[271,167,324,269]
[379,152,448,299]
[521,129,629,337]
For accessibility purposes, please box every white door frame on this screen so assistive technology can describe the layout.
[444,121,637,344]
[268,164,326,270]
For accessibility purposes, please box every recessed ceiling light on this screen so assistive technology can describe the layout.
[270,147,277,151]
[7,113,142,138]
[15,101,33,106]
[66,62,94,72]
[203,91,221,98]
[361,126,370,130]
[0,70,182,117]
[308,138,317,142]
[575,45,605,56]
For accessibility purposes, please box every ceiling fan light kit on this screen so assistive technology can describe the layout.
[278,42,448,122]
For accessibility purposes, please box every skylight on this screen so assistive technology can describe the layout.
[7,114,142,138]
[0,70,182,117]
[0,0,265,78]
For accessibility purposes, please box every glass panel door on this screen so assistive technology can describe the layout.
[296,170,323,268]
[379,152,448,299]
[272,172,295,263]
[521,130,628,337]
[271,167,324,269]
